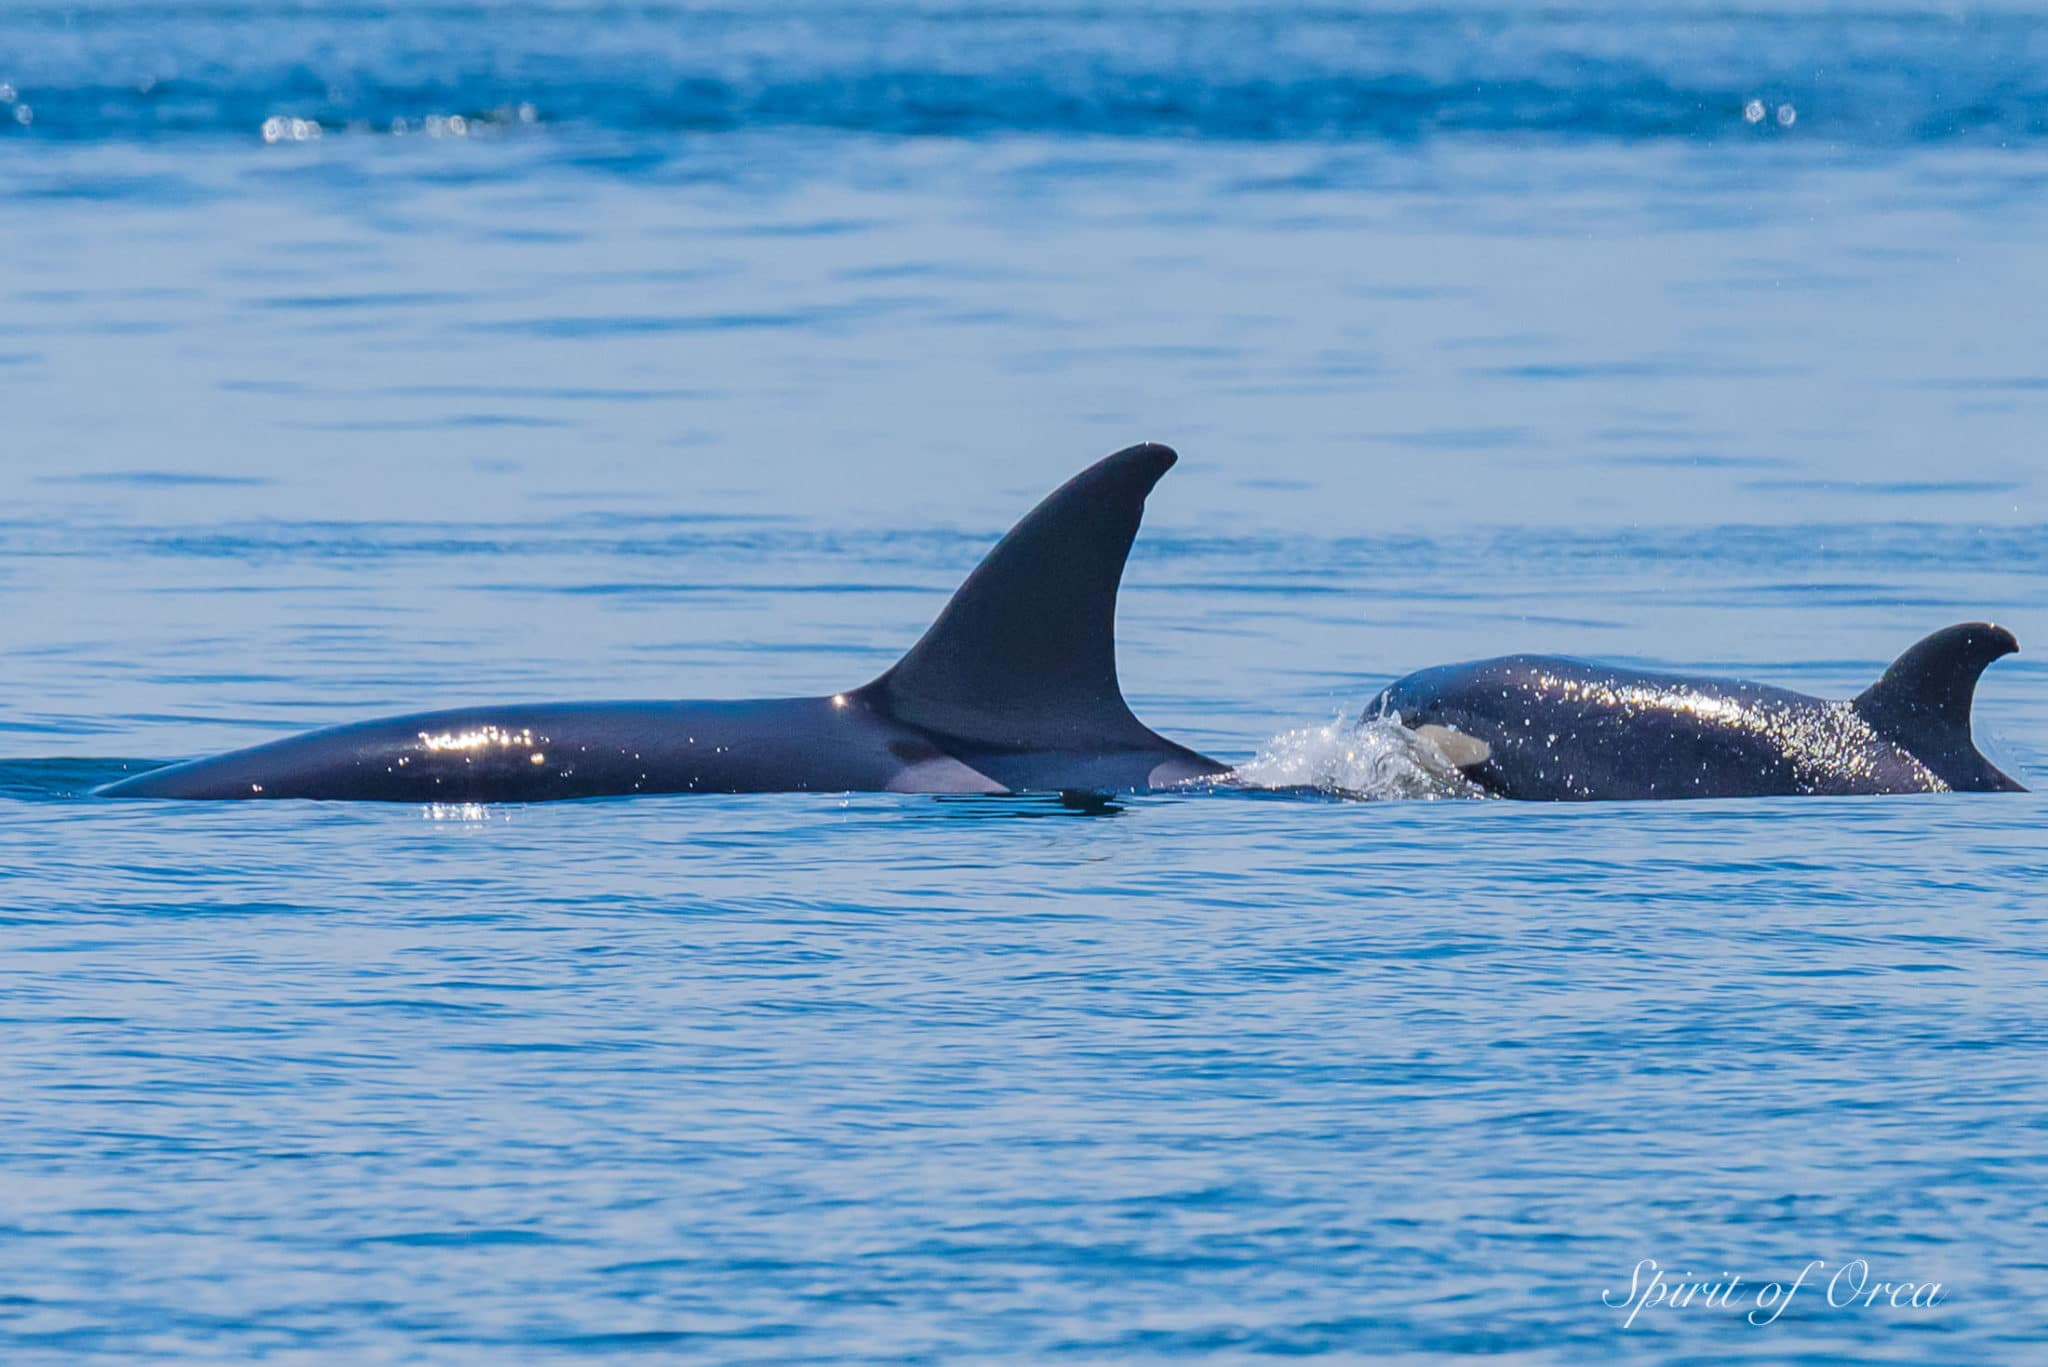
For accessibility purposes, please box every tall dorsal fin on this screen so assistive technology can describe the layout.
[1853,622,2018,735]
[860,443,1180,750]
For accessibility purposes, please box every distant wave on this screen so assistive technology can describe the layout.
[2,4,2046,146]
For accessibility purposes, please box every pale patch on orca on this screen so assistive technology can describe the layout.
[1148,757,1215,789]
[884,755,1007,794]
[1412,723,1491,769]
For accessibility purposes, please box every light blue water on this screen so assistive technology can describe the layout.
[5,3,2048,1361]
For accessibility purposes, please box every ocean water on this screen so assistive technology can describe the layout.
[5,2,2048,1361]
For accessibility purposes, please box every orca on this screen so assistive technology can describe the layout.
[1364,624,2025,800]
[97,444,1228,802]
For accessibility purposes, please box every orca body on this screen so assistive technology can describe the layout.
[98,445,1226,802]
[1364,624,2024,800]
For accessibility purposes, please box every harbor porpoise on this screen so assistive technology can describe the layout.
[98,444,1228,801]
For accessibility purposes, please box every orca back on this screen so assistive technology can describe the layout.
[860,443,1220,789]
[1369,630,2025,800]
[1853,623,2023,792]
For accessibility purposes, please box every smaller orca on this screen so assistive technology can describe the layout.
[97,444,1227,802]
[1365,624,2025,800]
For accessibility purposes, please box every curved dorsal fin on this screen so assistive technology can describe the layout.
[861,443,1180,750]
[1853,622,2018,735]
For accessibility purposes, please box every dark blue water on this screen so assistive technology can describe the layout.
[5,3,2048,1361]
[6,1,2048,147]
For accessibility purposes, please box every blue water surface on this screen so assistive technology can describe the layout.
[3,2,2048,1361]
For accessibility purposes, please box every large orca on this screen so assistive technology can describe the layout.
[1364,624,2025,800]
[98,445,1227,802]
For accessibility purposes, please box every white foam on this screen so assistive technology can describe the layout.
[1230,715,1490,802]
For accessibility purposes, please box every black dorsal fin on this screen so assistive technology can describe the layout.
[860,443,1181,750]
[1853,622,2018,735]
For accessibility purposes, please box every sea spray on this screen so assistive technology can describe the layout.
[1231,715,1489,802]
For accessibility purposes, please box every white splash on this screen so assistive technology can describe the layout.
[1230,715,1490,802]
[261,116,322,143]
